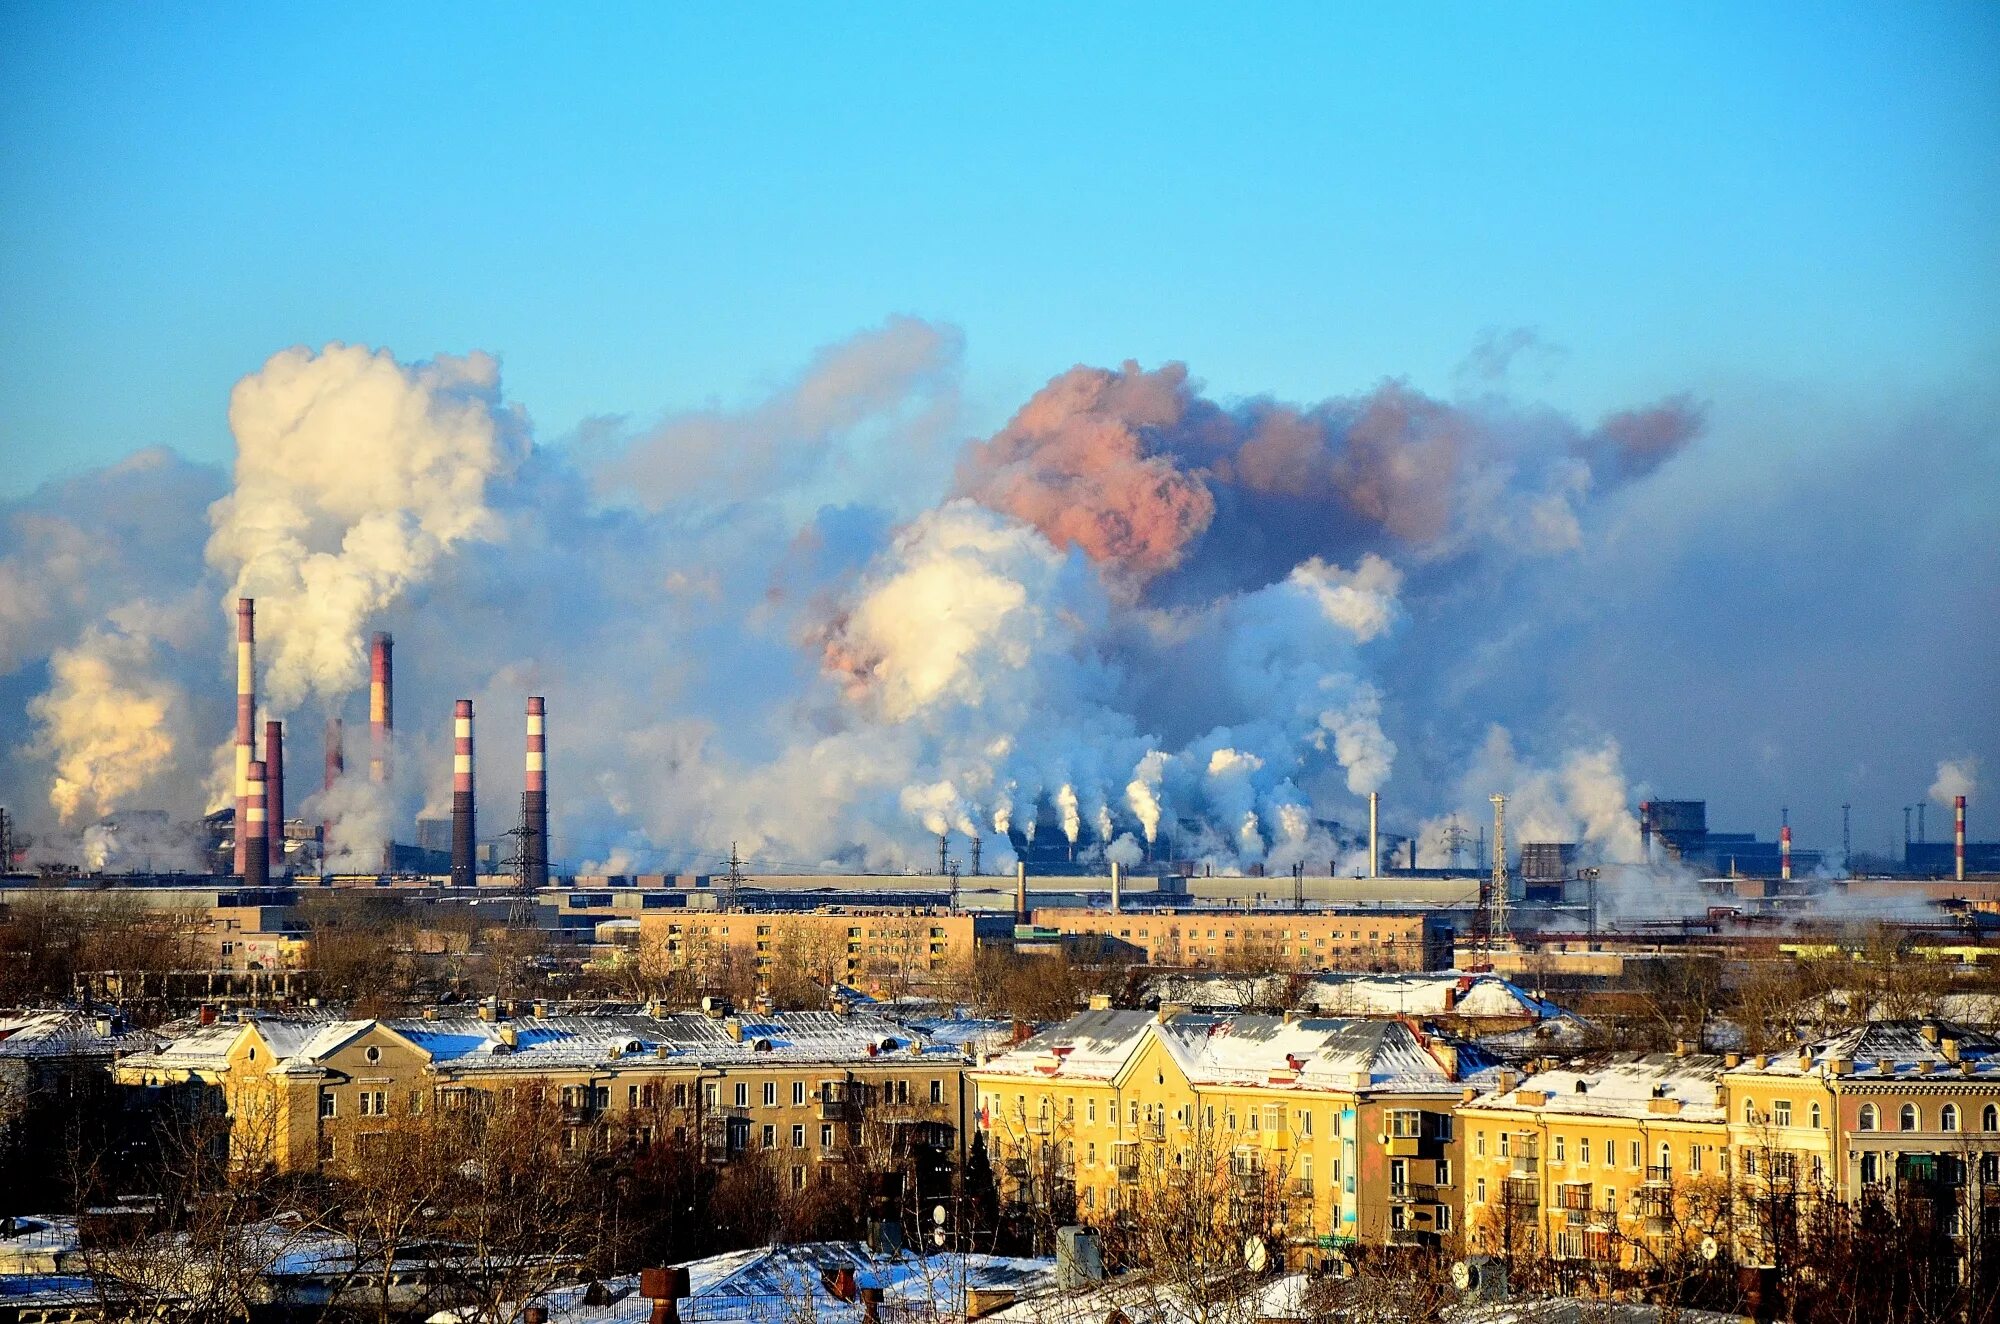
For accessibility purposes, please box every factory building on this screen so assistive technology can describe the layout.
[1639,800,1824,879]
[636,907,1010,991]
[1028,907,1452,972]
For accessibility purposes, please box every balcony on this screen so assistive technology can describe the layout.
[1260,1126,1292,1151]
[819,1097,859,1123]
[1388,1182,1439,1205]
[1644,1165,1672,1186]
[1290,1178,1315,1200]
[1387,1228,1433,1248]
[1557,1183,1594,1213]
[1115,1160,1140,1184]
[1501,1177,1540,1208]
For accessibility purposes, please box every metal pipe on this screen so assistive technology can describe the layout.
[452,699,475,887]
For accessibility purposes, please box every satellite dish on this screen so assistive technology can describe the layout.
[1243,1236,1268,1272]
[933,1204,948,1226]
[1451,1260,1476,1292]
[1699,1235,1720,1262]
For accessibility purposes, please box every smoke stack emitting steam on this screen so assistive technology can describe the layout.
[264,719,284,875]
[233,598,255,875]
[524,696,548,888]
[452,699,475,887]
[243,758,268,889]
[369,632,393,875]
[1958,794,1968,883]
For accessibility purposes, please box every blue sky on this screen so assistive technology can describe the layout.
[3,4,1996,493]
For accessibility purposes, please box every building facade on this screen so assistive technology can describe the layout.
[636,908,995,993]
[1028,908,1451,972]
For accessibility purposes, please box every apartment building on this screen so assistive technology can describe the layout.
[968,1007,1495,1259]
[1028,908,1451,972]
[114,1007,971,1187]
[1460,1051,1732,1271]
[636,908,997,992]
[1724,1021,2000,1256]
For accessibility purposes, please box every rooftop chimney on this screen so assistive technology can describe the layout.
[524,696,549,889]
[264,719,285,875]
[451,699,476,887]
[369,632,393,875]
[1957,794,1968,883]
[1368,791,1380,879]
[243,758,269,889]
[1780,824,1792,882]
[234,598,256,874]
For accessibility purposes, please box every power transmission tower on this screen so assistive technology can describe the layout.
[499,791,541,928]
[719,842,748,910]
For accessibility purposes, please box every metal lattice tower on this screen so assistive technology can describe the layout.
[500,792,541,928]
[720,842,748,910]
[1489,794,1510,946]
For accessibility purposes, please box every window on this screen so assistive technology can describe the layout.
[1659,1141,1672,1172]
[320,1092,336,1120]
[1901,1104,1920,1132]
[1943,1104,1960,1132]
[764,1082,777,1107]
[1809,1103,1821,1128]
[734,1083,749,1108]
[792,1125,805,1148]
[1554,1136,1566,1163]
[359,1090,386,1117]
[1774,1100,1792,1127]
[1579,1138,1591,1166]
[1475,1177,1487,1203]
[1811,1154,1825,1184]
[1861,1152,1879,1184]
[1475,1131,1486,1157]
[1690,1146,1703,1174]
[793,1082,805,1106]
[1986,1104,2000,1133]
[1743,1099,1756,1124]
[629,1085,640,1109]
[1499,1132,1510,1157]
[1087,1099,1098,1124]
[1436,1159,1451,1186]
[1858,1104,1878,1132]
[1437,1205,1453,1232]
[931,1079,944,1105]
[365,1045,382,1063]
[821,1124,834,1148]
[1629,1140,1641,1168]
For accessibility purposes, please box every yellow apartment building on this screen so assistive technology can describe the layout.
[1028,908,1451,972]
[968,1007,1492,1261]
[114,1007,970,1186]
[1460,1051,1732,1273]
[637,908,992,993]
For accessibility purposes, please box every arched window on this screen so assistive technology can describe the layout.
[1858,1104,1878,1132]
[1900,1103,1920,1132]
[1744,1099,1756,1124]
[1809,1102,1821,1128]
[1659,1140,1671,1171]
[1984,1104,1999,1133]
[1942,1104,1960,1132]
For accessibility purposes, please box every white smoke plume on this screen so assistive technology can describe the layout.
[1930,757,1979,807]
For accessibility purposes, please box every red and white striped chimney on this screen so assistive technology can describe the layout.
[323,716,343,868]
[264,719,285,875]
[234,598,256,875]
[1780,824,1793,882]
[244,758,269,889]
[1957,794,1968,883]
[452,700,476,887]
[524,696,549,889]
[369,632,393,874]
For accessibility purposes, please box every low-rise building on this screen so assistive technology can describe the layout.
[113,1006,971,1188]
[637,908,1004,994]
[1459,1051,1732,1272]
[1029,908,1451,972]
[968,1008,1494,1258]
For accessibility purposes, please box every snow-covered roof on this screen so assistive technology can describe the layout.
[976,1010,1496,1096]
[1147,971,1568,1022]
[0,1009,154,1058]
[1465,1052,1728,1123]
[1738,1020,2000,1082]
[118,1010,967,1079]
[517,1244,1056,1323]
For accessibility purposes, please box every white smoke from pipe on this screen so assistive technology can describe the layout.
[29,621,188,823]
[1126,750,1167,843]
[1930,757,1979,807]
[1055,783,1081,845]
[205,345,527,713]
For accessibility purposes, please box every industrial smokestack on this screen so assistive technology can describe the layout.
[1780,824,1793,882]
[1015,860,1027,923]
[322,716,343,865]
[244,758,268,889]
[524,696,549,889]
[369,632,393,874]
[1639,800,1652,863]
[234,598,256,874]
[264,719,285,875]
[1957,795,1968,883]
[1109,860,1121,914]
[452,699,476,887]
[1367,791,1380,879]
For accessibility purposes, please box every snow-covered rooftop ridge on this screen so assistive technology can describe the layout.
[1466,1051,1729,1121]
[1743,1019,2000,1080]
[979,1010,1497,1093]
[0,1008,154,1057]
[1145,970,1568,1020]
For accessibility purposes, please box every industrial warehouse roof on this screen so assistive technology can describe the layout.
[1463,1052,1729,1122]
[973,1009,1495,1095]
[1736,1020,2000,1082]
[116,1009,966,1080]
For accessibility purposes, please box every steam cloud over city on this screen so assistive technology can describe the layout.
[3,321,1992,901]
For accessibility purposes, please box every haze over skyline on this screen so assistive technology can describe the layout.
[1,6,1995,879]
